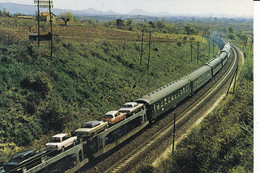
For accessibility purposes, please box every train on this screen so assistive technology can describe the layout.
[2,34,232,173]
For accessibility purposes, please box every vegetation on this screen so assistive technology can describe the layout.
[58,12,76,26]
[0,8,12,18]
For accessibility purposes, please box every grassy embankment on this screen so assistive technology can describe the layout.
[0,17,216,163]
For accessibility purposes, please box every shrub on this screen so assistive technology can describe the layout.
[136,164,154,173]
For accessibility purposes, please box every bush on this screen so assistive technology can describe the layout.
[0,30,22,44]
[227,34,236,40]
[136,164,154,173]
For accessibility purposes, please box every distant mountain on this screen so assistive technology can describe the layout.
[127,9,174,16]
[127,9,151,16]
[0,2,36,15]
[0,2,120,16]
[0,2,173,17]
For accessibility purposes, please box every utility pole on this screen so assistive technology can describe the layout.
[208,37,211,59]
[140,32,144,65]
[49,0,53,57]
[243,37,248,49]
[197,42,199,64]
[213,40,215,57]
[251,36,253,48]
[172,113,176,158]
[190,41,193,62]
[37,0,40,47]
[147,31,151,70]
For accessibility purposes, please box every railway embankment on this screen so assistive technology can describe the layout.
[147,46,253,173]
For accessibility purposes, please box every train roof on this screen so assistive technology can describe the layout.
[136,78,190,105]
[218,51,228,59]
[206,57,222,67]
[221,44,231,53]
[183,66,211,81]
[52,133,68,138]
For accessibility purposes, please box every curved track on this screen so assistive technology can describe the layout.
[80,44,241,173]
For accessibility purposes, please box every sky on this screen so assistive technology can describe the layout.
[0,0,254,17]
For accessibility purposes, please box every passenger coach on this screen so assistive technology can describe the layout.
[136,78,191,121]
[183,66,212,94]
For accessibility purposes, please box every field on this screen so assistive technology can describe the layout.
[0,17,206,43]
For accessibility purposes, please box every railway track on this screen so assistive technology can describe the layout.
[83,44,241,173]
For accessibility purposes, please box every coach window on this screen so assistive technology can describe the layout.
[161,100,164,108]
[164,98,167,105]
[157,103,160,110]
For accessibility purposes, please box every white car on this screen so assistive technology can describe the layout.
[119,102,144,114]
[46,133,77,151]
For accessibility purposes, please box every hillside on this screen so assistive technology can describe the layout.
[0,19,215,162]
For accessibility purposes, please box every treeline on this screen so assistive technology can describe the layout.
[0,8,11,17]
[102,19,199,35]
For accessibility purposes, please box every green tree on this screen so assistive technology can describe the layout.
[126,19,133,26]
[148,21,156,28]
[156,20,166,29]
[3,8,11,17]
[241,34,248,42]
[184,24,197,35]
[228,27,235,33]
[58,12,75,26]
[227,33,236,40]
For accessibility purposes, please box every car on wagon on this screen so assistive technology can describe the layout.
[3,149,47,172]
[46,133,77,151]
[119,102,144,116]
[102,110,127,125]
[75,120,108,137]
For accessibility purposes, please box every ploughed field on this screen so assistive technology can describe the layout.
[0,18,204,43]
